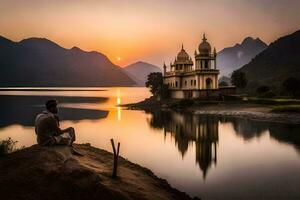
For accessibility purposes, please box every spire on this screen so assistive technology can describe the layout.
[181,43,184,50]
[213,47,216,54]
[163,61,166,67]
[194,49,197,56]
[203,33,207,42]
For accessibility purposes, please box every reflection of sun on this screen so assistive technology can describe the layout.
[116,89,121,121]
[117,57,121,61]
[117,97,121,105]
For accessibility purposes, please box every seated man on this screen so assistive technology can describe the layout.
[35,100,76,147]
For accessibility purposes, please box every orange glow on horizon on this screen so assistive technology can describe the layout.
[1,1,299,67]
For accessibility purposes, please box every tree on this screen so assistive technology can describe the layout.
[256,85,270,94]
[231,71,247,89]
[145,72,169,99]
[282,77,300,98]
[219,81,229,87]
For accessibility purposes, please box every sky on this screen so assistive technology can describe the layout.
[0,0,300,67]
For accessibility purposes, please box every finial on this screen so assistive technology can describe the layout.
[213,47,216,54]
[194,49,197,55]
[163,61,166,67]
[203,33,207,41]
[181,43,184,50]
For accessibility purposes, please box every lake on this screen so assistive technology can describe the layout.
[0,87,300,200]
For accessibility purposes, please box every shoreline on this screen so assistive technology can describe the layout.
[125,98,300,124]
[0,143,198,200]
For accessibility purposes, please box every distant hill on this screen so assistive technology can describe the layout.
[217,37,267,76]
[0,36,136,87]
[237,30,300,93]
[124,61,161,86]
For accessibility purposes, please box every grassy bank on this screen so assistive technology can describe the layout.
[271,105,300,113]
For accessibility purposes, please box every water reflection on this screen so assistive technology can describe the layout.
[0,95,108,128]
[222,116,300,153]
[149,110,300,178]
[150,111,219,178]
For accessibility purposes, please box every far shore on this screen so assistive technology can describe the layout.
[125,97,300,124]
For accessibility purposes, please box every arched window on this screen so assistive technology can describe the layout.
[206,78,213,89]
[175,81,178,88]
[205,60,209,69]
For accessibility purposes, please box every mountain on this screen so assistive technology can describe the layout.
[217,37,268,76]
[237,30,300,92]
[0,36,136,86]
[124,61,161,86]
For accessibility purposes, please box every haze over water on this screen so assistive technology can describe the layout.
[0,87,300,199]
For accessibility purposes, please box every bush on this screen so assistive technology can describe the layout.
[0,138,18,156]
[282,77,300,98]
[256,86,270,94]
[231,71,247,89]
[219,81,229,87]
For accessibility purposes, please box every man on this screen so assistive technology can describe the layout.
[35,100,81,155]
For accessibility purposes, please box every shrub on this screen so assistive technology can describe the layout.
[0,138,18,156]
[256,85,270,94]
[231,71,247,89]
[219,81,229,87]
[282,77,300,98]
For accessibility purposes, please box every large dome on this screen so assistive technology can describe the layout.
[177,45,190,61]
[198,34,211,54]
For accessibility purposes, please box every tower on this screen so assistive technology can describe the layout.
[194,34,219,90]
[195,33,216,70]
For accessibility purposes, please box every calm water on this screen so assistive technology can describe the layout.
[0,87,300,200]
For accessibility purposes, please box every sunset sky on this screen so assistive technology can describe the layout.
[1,0,300,67]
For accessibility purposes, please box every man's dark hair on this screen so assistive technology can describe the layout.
[45,99,58,110]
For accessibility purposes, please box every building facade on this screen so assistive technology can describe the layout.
[163,34,226,99]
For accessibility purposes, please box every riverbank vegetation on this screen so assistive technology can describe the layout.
[0,138,19,156]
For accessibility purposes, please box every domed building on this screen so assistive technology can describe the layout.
[163,34,235,99]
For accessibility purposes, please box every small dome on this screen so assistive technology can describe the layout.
[177,44,190,61]
[198,34,211,54]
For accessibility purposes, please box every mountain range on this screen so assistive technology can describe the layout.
[217,37,268,76]
[124,61,161,86]
[237,29,300,92]
[0,36,135,87]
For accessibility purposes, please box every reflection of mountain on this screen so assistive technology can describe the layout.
[221,116,300,153]
[150,111,218,178]
[0,95,109,128]
[149,111,300,177]
[221,117,267,140]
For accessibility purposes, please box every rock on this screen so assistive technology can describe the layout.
[0,144,195,200]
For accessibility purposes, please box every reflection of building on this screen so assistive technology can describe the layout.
[163,34,235,99]
[162,112,219,178]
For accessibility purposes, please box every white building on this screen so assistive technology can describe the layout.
[163,34,223,99]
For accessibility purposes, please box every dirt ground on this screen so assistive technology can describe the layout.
[0,144,197,200]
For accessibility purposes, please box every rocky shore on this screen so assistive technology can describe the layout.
[0,144,197,200]
[126,98,300,124]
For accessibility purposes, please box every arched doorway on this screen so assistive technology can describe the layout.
[206,78,213,89]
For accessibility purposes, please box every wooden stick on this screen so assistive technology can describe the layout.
[111,139,120,178]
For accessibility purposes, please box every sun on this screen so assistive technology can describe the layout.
[117,57,121,61]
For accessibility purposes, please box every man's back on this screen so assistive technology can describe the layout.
[35,111,60,145]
